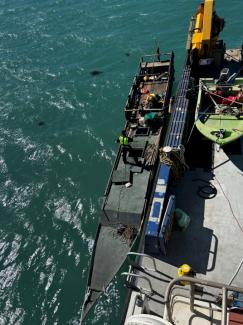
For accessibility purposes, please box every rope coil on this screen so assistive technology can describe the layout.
[159,145,188,182]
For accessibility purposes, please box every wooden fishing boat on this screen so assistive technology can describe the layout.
[81,51,174,321]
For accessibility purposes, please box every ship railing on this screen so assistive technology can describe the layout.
[121,252,162,299]
[127,252,158,272]
[121,252,160,296]
[137,72,169,77]
[164,276,243,325]
[121,271,153,296]
[140,52,173,63]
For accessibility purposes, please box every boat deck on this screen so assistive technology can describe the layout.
[103,131,161,226]
[124,137,243,322]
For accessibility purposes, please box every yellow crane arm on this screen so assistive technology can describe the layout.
[202,0,214,42]
[191,0,214,56]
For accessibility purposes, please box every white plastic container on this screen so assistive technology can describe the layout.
[125,314,173,325]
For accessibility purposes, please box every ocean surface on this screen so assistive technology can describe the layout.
[0,0,242,324]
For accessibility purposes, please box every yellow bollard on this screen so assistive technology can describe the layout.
[178,264,193,285]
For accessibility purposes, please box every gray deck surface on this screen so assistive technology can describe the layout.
[91,226,130,291]
[104,134,160,226]
[125,137,243,320]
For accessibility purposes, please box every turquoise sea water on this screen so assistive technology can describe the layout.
[0,0,242,324]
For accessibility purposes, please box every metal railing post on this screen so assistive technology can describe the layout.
[127,252,157,272]
[121,272,154,296]
[190,283,195,312]
[221,287,227,325]
[164,278,177,322]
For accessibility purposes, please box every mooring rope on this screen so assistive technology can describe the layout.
[159,145,188,182]
[201,81,243,107]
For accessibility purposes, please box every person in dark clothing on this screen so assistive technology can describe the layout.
[116,130,134,164]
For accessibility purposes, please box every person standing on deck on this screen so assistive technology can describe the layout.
[116,130,133,164]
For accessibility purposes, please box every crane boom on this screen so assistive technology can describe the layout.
[191,0,224,58]
[202,0,214,42]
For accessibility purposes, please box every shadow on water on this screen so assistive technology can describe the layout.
[37,120,45,127]
[90,70,103,76]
